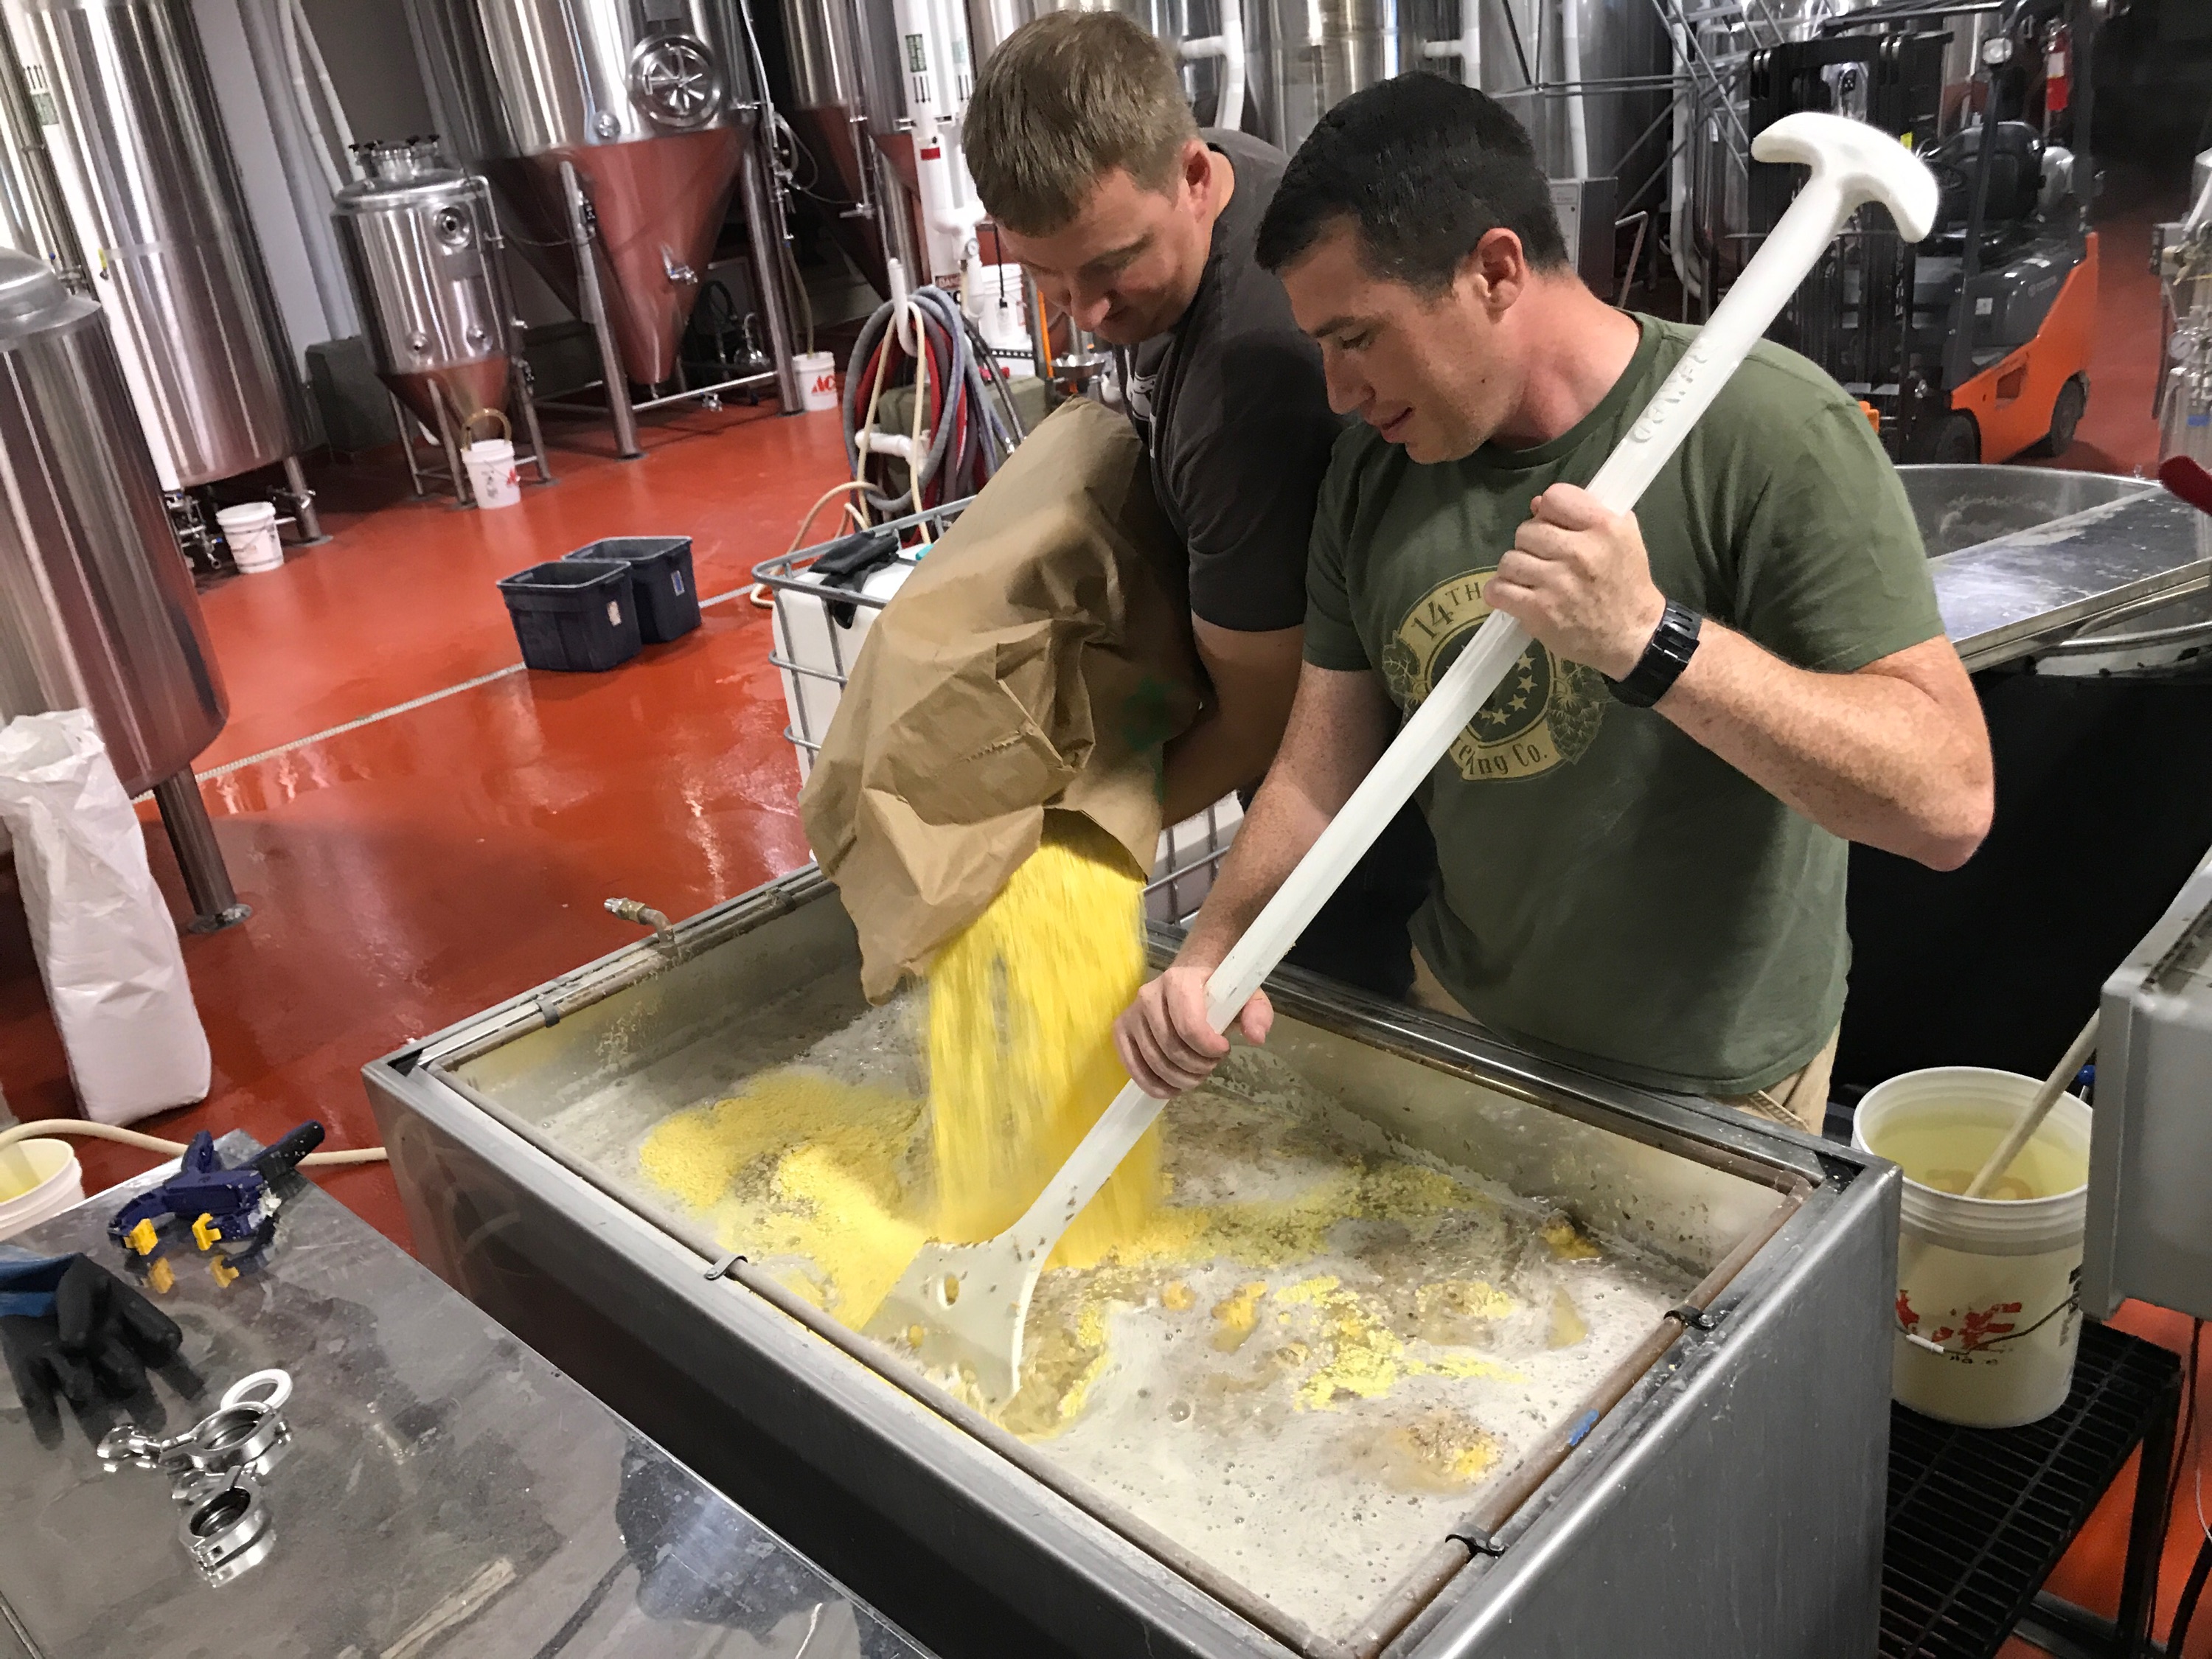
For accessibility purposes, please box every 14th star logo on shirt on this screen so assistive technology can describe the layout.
[1380,570,1607,782]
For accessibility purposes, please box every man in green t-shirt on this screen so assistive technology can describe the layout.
[1112,75,1994,1130]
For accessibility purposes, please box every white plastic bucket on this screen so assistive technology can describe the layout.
[465,438,521,509]
[795,349,840,414]
[0,1138,85,1241]
[215,501,283,573]
[1854,1066,2091,1428]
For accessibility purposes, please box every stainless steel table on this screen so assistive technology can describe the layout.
[0,1133,932,1659]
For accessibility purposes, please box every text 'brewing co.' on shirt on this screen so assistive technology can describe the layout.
[1121,130,1343,632]
[1303,313,1946,1096]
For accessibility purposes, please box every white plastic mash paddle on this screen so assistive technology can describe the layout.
[869,114,1941,1407]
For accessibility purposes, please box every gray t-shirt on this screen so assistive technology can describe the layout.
[1121,131,1341,633]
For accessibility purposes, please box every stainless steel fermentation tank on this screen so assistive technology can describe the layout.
[966,0,1238,123]
[367,866,1900,1659]
[789,0,1671,288]
[0,18,74,275]
[951,0,1666,166]
[781,0,914,288]
[332,138,553,504]
[1246,0,1669,176]
[405,0,803,436]
[0,0,321,539]
[0,250,243,928]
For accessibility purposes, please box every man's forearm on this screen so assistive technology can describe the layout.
[1162,710,1268,825]
[1164,619,1304,824]
[1658,627,1992,869]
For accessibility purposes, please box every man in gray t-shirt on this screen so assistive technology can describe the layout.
[963,12,1430,995]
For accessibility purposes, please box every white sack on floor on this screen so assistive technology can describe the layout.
[0,711,209,1123]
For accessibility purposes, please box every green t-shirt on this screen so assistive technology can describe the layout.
[1304,313,1944,1095]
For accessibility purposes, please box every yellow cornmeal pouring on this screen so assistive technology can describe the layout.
[925,814,1157,1265]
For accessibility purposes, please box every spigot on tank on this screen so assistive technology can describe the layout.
[605,897,674,939]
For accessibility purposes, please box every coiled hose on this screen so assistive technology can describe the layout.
[842,284,1024,518]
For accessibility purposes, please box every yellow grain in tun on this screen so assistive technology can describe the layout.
[927,814,1155,1267]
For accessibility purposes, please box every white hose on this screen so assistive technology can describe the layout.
[0,1118,386,1168]
[278,0,344,197]
[293,0,355,157]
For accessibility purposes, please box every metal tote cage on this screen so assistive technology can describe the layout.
[752,498,1243,925]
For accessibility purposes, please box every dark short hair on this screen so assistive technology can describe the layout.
[963,13,1198,236]
[1256,74,1569,288]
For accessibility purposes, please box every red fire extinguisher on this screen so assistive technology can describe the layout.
[2044,23,2071,125]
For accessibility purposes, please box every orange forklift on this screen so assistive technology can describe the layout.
[1749,0,2098,464]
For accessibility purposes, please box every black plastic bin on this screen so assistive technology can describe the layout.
[497,559,641,672]
[562,536,699,644]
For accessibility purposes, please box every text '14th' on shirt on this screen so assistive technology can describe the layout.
[1302,313,1946,1096]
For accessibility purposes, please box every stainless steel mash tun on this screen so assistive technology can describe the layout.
[97,1368,294,1585]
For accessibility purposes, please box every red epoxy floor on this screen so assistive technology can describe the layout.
[0,400,844,1238]
[1,192,2204,1650]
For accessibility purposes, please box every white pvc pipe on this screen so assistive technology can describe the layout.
[1179,0,1245,132]
[1561,0,1590,179]
[891,0,981,279]
[1419,0,1479,95]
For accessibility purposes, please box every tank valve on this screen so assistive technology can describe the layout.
[605,897,672,939]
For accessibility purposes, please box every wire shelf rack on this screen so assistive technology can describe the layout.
[752,499,1242,925]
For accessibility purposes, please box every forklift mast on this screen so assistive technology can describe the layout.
[1749,32,1950,455]
[1743,0,2096,465]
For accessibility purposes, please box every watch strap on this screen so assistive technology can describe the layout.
[1607,600,1703,708]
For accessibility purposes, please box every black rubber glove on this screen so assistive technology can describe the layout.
[0,1254,182,1414]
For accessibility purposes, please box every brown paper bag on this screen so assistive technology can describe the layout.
[799,399,1203,1001]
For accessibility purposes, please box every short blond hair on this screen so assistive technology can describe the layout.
[961,12,1198,235]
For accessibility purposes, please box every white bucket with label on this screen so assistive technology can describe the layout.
[795,349,840,414]
[1854,1066,2091,1428]
[465,438,521,509]
[216,501,283,573]
[0,1138,84,1241]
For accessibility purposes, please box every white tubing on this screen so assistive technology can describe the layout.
[0,1118,387,1169]
[293,0,354,157]
[277,0,344,196]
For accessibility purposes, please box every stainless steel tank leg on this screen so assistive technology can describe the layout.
[740,137,804,414]
[280,456,328,544]
[392,392,428,498]
[433,388,473,507]
[152,771,250,932]
[511,352,555,483]
[561,160,643,460]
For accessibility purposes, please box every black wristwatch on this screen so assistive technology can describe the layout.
[1606,600,1703,708]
